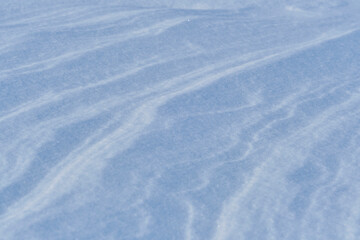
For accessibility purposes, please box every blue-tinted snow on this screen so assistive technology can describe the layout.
[1,1,360,239]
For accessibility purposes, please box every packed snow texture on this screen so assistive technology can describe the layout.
[1,1,360,239]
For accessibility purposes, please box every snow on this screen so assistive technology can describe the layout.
[1,1,360,239]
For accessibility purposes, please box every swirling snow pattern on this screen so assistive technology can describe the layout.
[0,1,360,239]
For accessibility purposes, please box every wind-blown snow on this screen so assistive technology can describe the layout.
[1,1,360,239]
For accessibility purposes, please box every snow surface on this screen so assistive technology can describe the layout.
[1,1,360,239]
